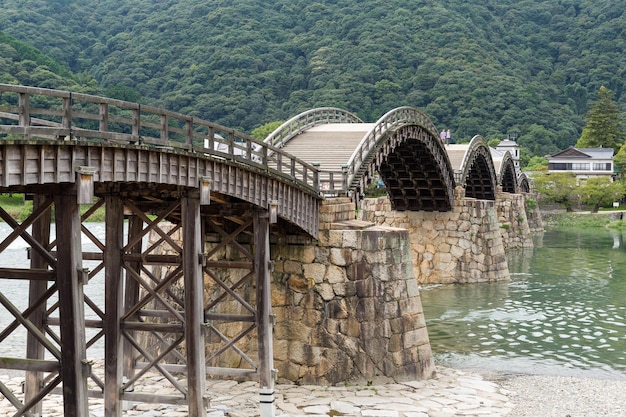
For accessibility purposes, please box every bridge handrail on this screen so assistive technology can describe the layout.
[342,106,439,192]
[264,107,363,149]
[0,84,320,194]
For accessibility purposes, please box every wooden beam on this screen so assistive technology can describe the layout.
[24,194,52,417]
[123,214,143,385]
[104,195,125,417]
[0,357,59,372]
[255,209,276,417]
[0,268,55,280]
[182,196,207,417]
[54,189,89,417]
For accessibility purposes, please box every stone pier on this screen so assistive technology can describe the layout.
[495,190,534,249]
[271,197,435,384]
[358,188,510,284]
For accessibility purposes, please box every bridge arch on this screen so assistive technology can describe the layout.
[360,111,456,211]
[518,171,531,193]
[265,106,456,211]
[453,135,497,200]
[494,151,518,193]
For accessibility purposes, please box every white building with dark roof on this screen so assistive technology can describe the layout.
[547,147,614,180]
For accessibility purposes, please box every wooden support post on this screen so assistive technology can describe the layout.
[104,195,125,417]
[54,189,89,417]
[123,214,143,385]
[254,210,275,417]
[24,194,52,417]
[182,196,207,417]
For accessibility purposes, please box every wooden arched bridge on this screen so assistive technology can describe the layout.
[0,85,527,417]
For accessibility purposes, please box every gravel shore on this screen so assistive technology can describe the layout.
[491,373,626,417]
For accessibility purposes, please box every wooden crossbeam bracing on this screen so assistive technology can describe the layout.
[0,190,277,416]
[203,216,260,372]
[0,197,57,265]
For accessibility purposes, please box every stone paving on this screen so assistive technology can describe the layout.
[0,367,515,417]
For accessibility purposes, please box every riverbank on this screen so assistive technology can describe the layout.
[2,364,626,416]
[541,208,626,230]
[498,372,626,417]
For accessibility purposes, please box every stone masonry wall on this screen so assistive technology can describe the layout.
[522,192,544,233]
[271,198,435,384]
[495,190,533,249]
[358,189,509,284]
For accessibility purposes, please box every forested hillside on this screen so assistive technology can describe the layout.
[0,0,624,160]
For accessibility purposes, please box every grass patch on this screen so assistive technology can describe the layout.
[542,212,622,229]
[0,193,106,222]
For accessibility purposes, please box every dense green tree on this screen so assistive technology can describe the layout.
[578,177,625,213]
[578,177,626,213]
[576,86,626,152]
[1,0,626,159]
[523,156,549,171]
[613,141,626,180]
[251,121,284,141]
[532,172,578,210]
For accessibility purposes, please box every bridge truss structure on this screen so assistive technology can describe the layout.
[0,84,322,417]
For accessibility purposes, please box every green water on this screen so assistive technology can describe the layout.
[420,229,626,379]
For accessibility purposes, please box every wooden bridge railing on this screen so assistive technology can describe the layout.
[264,107,363,149]
[0,84,320,194]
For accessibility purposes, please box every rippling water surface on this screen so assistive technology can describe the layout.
[421,229,626,379]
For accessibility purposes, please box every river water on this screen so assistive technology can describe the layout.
[1,223,626,380]
[421,228,626,380]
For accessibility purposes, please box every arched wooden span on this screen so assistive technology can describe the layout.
[518,171,531,193]
[449,136,497,200]
[0,84,323,417]
[492,150,519,193]
[267,107,456,211]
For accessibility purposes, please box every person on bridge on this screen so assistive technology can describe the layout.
[446,129,451,144]
[440,129,446,142]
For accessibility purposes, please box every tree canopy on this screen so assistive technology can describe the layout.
[0,0,625,157]
[576,86,626,153]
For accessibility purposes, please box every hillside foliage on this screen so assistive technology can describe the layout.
[0,0,625,160]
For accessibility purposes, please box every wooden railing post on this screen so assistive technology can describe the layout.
[62,95,72,140]
[132,106,140,143]
[18,92,30,140]
[99,103,109,132]
[186,118,194,149]
[160,114,168,144]
[228,131,235,157]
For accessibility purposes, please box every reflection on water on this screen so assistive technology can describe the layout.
[421,229,626,379]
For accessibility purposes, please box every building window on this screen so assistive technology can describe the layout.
[549,163,568,170]
[592,163,612,171]
[571,163,589,170]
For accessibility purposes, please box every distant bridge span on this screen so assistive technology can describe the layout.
[265,107,521,209]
